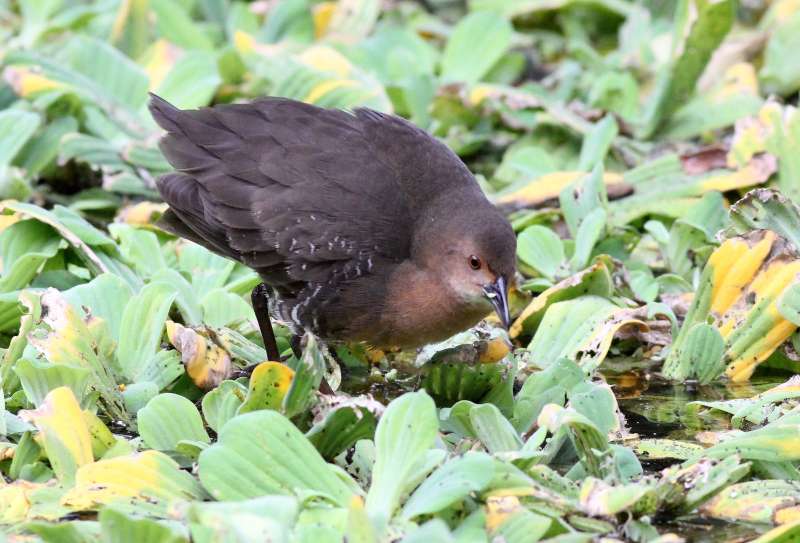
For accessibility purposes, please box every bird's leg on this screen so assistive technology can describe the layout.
[290,334,303,360]
[251,283,281,362]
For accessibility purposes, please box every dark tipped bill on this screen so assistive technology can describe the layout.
[484,276,511,329]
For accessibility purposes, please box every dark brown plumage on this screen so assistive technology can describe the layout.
[149,94,516,351]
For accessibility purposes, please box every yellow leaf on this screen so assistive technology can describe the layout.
[142,39,182,90]
[313,2,336,38]
[485,494,522,532]
[82,410,116,459]
[710,62,759,102]
[510,259,613,339]
[4,67,65,97]
[233,30,256,54]
[777,506,800,525]
[238,361,295,413]
[709,232,775,316]
[496,171,625,207]
[298,46,353,78]
[770,0,800,25]
[700,231,800,381]
[0,210,20,234]
[727,101,789,169]
[117,201,168,226]
[19,387,93,484]
[479,337,511,364]
[700,154,776,193]
[62,450,205,511]
[304,79,358,104]
[0,481,38,524]
[110,0,148,42]
[469,84,496,106]
[166,321,231,390]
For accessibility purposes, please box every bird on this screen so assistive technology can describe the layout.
[148,94,517,360]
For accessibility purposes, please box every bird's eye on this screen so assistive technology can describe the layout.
[468,255,482,270]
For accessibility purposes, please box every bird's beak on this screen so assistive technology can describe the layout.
[483,276,511,329]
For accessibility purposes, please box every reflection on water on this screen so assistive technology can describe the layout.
[605,366,784,440]
[604,363,789,543]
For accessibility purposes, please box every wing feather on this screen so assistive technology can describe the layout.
[149,94,478,332]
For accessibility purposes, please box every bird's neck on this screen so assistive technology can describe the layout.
[377,261,491,349]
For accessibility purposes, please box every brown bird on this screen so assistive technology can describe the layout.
[149,94,516,360]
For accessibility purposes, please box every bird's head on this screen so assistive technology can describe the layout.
[414,205,517,328]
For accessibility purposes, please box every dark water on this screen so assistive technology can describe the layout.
[605,366,787,542]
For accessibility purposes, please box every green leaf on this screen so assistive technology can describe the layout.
[0,219,60,292]
[150,269,203,326]
[527,296,619,367]
[122,381,159,415]
[569,207,606,271]
[109,224,166,279]
[176,243,235,294]
[559,164,608,239]
[187,496,298,543]
[513,358,584,433]
[492,509,552,543]
[569,381,619,436]
[517,226,564,281]
[306,403,379,461]
[155,51,222,109]
[760,11,800,96]
[366,391,438,525]
[63,273,134,343]
[705,423,800,462]
[441,11,513,84]
[151,0,216,51]
[639,0,736,137]
[401,451,493,519]
[200,288,255,328]
[729,189,800,253]
[201,380,246,434]
[681,323,726,384]
[0,109,41,167]
[578,115,618,171]
[14,358,91,408]
[198,410,356,504]
[538,405,609,477]
[282,336,326,418]
[138,393,210,452]
[470,403,522,453]
[117,282,177,383]
[778,284,800,326]
[99,507,188,543]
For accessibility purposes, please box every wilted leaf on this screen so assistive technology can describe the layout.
[62,450,206,514]
[19,387,93,485]
[166,321,231,390]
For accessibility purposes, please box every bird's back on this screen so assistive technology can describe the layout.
[149,95,490,341]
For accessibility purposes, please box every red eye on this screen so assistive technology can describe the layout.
[469,255,482,270]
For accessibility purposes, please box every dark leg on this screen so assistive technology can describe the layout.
[290,334,303,359]
[251,283,281,362]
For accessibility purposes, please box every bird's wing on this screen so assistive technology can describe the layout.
[149,95,474,292]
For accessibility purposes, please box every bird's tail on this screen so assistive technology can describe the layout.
[148,93,182,133]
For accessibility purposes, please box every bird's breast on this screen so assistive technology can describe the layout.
[369,262,492,349]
